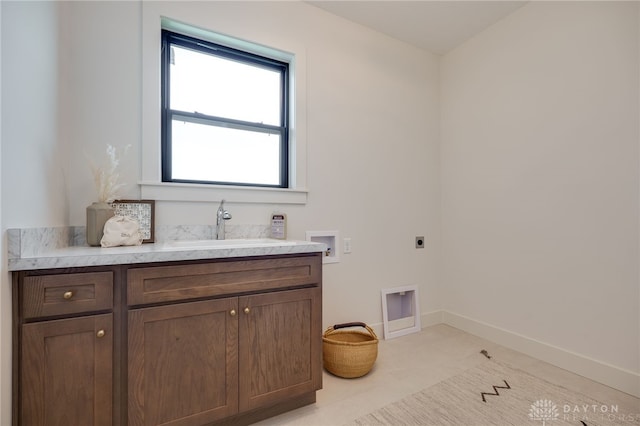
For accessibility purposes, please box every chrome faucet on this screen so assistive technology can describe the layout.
[216,200,232,240]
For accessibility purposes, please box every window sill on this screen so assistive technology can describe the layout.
[140,181,308,204]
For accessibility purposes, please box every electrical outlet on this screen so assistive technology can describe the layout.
[344,238,352,254]
[415,236,425,249]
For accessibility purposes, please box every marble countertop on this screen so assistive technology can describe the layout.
[8,227,326,271]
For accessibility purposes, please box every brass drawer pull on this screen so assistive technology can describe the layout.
[230,309,237,317]
[63,291,73,300]
[244,307,250,314]
[96,330,105,338]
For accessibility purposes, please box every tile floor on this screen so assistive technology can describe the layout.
[256,324,639,426]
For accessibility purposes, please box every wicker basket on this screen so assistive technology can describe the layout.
[322,322,378,378]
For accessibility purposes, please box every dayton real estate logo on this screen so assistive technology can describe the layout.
[529,399,560,425]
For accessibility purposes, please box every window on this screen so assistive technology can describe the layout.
[161,30,289,188]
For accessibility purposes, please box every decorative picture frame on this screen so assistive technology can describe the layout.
[111,199,155,243]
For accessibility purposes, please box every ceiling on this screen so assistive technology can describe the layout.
[306,1,528,55]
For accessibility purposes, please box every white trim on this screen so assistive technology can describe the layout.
[421,310,445,328]
[140,4,308,204]
[368,309,640,397]
[305,230,340,264]
[380,285,421,340]
[140,181,307,204]
[161,17,293,63]
[442,310,640,398]
[368,310,442,340]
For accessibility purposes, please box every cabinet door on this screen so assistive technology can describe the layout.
[21,314,113,426]
[128,298,238,426]
[238,287,322,412]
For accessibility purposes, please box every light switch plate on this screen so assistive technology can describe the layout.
[344,238,352,254]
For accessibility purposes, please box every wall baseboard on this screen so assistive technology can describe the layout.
[369,310,443,340]
[422,310,445,328]
[369,309,639,398]
[441,310,640,398]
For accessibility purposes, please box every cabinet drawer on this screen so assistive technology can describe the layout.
[22,272,113,319]
[128,255,321,306]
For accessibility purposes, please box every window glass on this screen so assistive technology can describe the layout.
[162,30,288,188]
[171,120,281,185]
[170,45,282,126]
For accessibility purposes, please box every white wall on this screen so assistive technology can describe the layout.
[441,1,639,393]
[2,2,66,227]
[60,1,142,219]
[1,0,440,337]
[1,3,62,424]
[61,0,441,328]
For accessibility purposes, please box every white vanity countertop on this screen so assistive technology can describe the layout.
[8,228,326,271]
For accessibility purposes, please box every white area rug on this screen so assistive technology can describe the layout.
[349,361,638,425]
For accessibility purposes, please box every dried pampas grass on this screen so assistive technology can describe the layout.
[90,144,130,203]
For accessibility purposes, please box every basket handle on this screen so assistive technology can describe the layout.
[329,322,378,340]
[333,322,367,330]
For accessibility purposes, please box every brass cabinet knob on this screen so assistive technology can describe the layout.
[63,291,73,300]
[230,309,237,316]
[96,330,105,338]
[244,307,250,314]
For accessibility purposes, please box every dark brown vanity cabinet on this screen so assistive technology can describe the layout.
[126,255,322,426]
[13,269,118,426]
[13,253,322,426]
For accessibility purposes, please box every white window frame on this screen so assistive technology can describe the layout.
[140,5,308,204]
